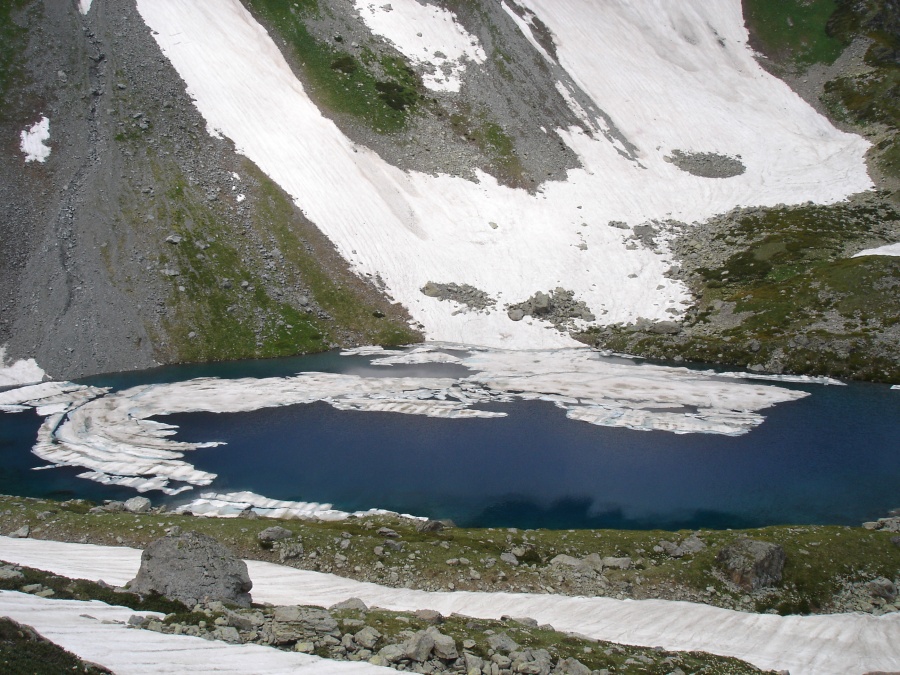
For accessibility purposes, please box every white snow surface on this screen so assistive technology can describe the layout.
[0,592,391,674]
[134,0,872,350]
[353,0,485,92]
[2,537,899,675]
[78,0,92,15]
[0,347,46,388]
[19,116,51,163]
[0,345,812,503]
[853,242,900,258]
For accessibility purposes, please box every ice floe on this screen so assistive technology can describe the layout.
[853,242,900,258]
[19,116,51,163]
[0,347,46,389]
[134,0,872,350]
[353,0,485,92]
[0,345,814,500]
[179,490,426,521]
[2,537,898,675]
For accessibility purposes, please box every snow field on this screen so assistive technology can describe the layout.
[2,537,899,675]
[134,0,872,349]
[0,346,46,388]
[0,592,390,674]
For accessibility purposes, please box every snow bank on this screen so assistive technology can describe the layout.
[19,116,50,163]
[2,537,898,675]
[853,242,900,258]
[353,0,485,92]
[0,592,390,674]
[1,345,811,498]
[0,347,46,388]
[78,0,92,15]
[134,0,871,350]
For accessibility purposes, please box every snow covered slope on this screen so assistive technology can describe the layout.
[3,537,899,675]
[134,0,871,349]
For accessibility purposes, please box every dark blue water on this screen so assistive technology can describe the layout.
[1,352,898,530]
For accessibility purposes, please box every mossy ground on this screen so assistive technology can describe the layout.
[1,496,897,618]
[245,0,423,133]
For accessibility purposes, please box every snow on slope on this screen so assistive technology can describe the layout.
[135,0,871,350]
[19,116,50,163]
[854,242,900,258]
[354,0,485,92]
[3,537,899,675]
[0,346,46,388]
[0,592,390,674]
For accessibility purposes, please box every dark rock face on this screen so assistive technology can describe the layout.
[716,539,787,591]
[128,531,252,608]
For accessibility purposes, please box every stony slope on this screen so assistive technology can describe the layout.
[1,0,897,381]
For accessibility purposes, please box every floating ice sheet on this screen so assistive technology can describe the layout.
[2,345,812,501]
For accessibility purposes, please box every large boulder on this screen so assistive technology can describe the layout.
[716,539,786,590]
[128,531,252,608]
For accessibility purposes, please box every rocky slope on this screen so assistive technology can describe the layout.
[1,0,897,381]
[0,0,418,380]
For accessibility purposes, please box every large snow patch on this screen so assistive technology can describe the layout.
[136,1,870,349]
[19,116,50,163]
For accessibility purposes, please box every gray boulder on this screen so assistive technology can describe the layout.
[330,597,368,612]
[354,625,382,650]
[128,531,253,608]
[257,526,293,543]
[716,539,786,590]
[404,630,434,662]
[124,496,152,513]
[271,606,338,644]
[553,657,592,675]
[8,525,30,538]
[426,626,458,660]
[487,631,519,653]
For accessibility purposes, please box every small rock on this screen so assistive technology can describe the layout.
[717,539,786,590]
[330,597,368,612]
[486,632,519,653]
[500,551,519,566]
[9,525,30,538]
[377,527,399,538]
[165,234,182,244]
[427,626,458,660]
[404,630,435,662]
[354,626,382,650]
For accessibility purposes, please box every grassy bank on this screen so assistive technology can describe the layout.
[1,496,897,618]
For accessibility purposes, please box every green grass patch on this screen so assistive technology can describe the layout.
[744,0,845,67]
[0,0,31,114]
[245,0,422,132]
[2,495,897,621]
